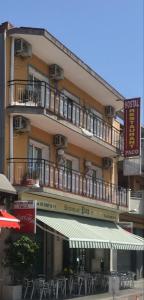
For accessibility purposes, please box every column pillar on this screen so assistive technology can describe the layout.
[110,249,117,272]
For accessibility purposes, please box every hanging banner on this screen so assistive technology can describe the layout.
[124,98,140,157]
[13,200,37,234]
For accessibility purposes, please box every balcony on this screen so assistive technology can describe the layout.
[8,80,123,155]
[8,158,128,209]
[129,190,144,215]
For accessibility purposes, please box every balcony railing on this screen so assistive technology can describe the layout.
[130,190,144,214]
[8,158,128,208]
[8,80,123,151]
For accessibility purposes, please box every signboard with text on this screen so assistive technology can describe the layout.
[124,98,140,157]
[13,200,37,234]
[21,193,118,222]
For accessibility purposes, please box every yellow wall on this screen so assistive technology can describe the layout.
[13,52,111,122]
[12,125,113,183]
[5,37,119,186]
[59,78,104,115]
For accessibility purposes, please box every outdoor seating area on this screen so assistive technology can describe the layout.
[110,271,135,290]
[22,271,135,300]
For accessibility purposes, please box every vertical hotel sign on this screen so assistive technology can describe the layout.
[124,98,140,157]
[14,200,37,234]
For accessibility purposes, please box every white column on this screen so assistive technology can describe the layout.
[9,115,13,183]
[53,236,63,276]
[10,37,14,104]
[128,188,131,211]
[110,249,117,272]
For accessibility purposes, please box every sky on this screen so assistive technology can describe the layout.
[1,0,144,123]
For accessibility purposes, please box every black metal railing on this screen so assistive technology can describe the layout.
[8,80,123,151]
[8,158,128,207]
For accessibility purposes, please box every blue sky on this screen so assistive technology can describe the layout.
[1,0,143,122]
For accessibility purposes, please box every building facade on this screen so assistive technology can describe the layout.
[0,21,143,280]
[118,127,144,278]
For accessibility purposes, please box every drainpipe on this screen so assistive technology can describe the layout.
[10,37,14,104]
[9,37,14,182]
[9,115,13,183]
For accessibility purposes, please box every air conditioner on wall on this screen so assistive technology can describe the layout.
[15,39,32,57]
[49,64,64,80]
[102,157,113,169]
[53,134,68,148]
[105,105,115,118]
[13,116,30,132]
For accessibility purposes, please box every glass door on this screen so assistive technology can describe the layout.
[28,74,43,106]
[61,90,80,126]
[28,140,49,185]
[28,66,49,107]
[28,144,42,178]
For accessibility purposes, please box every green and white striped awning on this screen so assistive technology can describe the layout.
[0,174,16,194]
[37,211,144,251]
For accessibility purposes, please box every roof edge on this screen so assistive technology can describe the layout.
[8,26,125,101]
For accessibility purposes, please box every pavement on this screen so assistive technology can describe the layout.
[67,279,144,300]
[5,278,143,300]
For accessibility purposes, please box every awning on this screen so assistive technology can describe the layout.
[0,210,20,229]
[37,211,144,251]
[0,174,16,194]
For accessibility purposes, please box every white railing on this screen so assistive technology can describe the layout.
[129,190,144,214]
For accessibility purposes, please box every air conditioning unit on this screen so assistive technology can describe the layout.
[13,116,30,132]
[102,157,113,169]
[53,134,67,148]
[105,105,115,117]
[49,64,64,80]
[15,39,32,57]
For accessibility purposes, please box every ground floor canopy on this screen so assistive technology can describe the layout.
[37,211,144,251]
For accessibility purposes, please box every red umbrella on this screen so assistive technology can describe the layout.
[0,210,20,229]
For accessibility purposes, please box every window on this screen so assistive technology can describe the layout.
[28,66,49,107]
[60,89,80,126]
[57,153,80,193]
[28,139,49,184]
[84,163,103,199]
[90,109,103,138]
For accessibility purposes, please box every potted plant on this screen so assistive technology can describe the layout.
[21,168,40,187]
[21,171,34,186]
[2,235,39,300]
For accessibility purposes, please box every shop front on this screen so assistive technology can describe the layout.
[0,174,20,299]
[20,191,144,278]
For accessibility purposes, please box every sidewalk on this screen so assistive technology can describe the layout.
[23,279,144,300]
[67,279,144,300]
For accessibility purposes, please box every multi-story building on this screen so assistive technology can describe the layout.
[118,127,144,278]
[0,21,144,279]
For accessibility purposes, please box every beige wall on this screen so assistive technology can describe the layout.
[5,36,120,186]
[53,236,63,276]
[12,44,115,124]
[12,125,115,183]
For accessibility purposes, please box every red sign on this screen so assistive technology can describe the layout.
[13,200,37,234]
[124,98,140,157]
